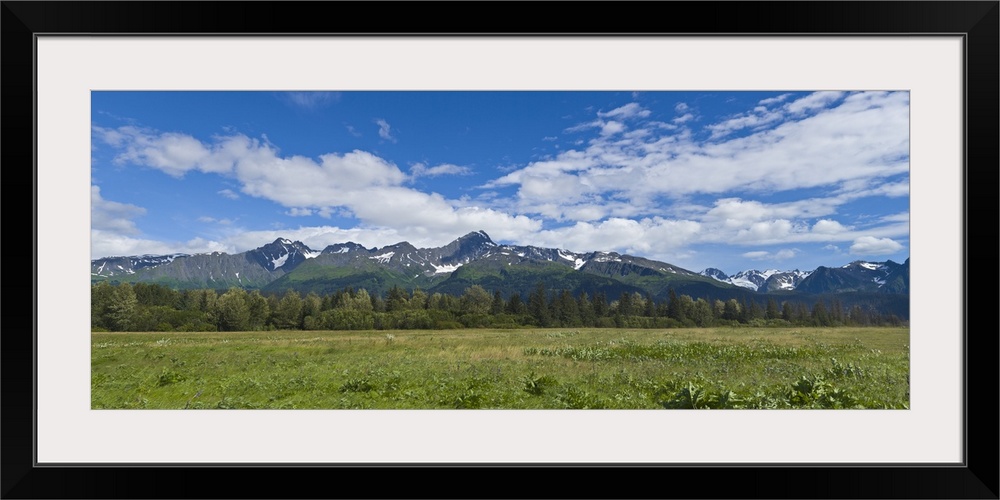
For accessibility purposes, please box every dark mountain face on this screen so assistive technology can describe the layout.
[761,271,811,292]
[700,268,729,281]
[878,258,910,294]
[248,238,316,272]
[90,231,909,299]
[795,260,907,294]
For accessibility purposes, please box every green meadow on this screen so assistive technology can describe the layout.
[92,327,909,409]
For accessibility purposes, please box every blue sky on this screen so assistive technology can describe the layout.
[91,91,909,274]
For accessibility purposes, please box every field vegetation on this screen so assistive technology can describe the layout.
[92,327,908,410]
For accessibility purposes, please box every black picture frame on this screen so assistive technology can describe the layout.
[3,2,997,498]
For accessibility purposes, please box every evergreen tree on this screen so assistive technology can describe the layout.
[830,297,844,325]
[848,304,868,326]
[811,300,830,327]
[617,292,633,317]
[557,290,580,326]
[506,293,526,315]
[766,298,780,320]
[200,289,218,314]
[528,282,550,326]
[91,282,115,330]
[644,293,657,317]
[782,301,794,322]
[577,292,596,326]
[370,293,386,313]
[547,291,561,326]
[592,292,609,318]
[385,285,407,312]
[744,299,762,323]
[490,290,506,315]
[666,288,683,321]
[795,303,810,324]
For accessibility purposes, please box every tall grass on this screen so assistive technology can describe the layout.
[92,327,908,409]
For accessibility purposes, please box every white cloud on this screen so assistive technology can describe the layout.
[217,189,239,200]
[493,91,910,213]
[92,91,910,265]
[742,248,798,261]
[785,91,844,114]
[703,198,841,226]
[774,248,798,260]
[283,92,339,109]
[285,208,314,217]
[849,236,904,255]
[706,107,785,139]
[410,163,472,177]
[376,118,396,142]
[91,185,144,234]
[599,121,626,136]
[91,230,231,259]
[197,216,234,225]
[674,103,689,112]
[91,185,234,258]
[597,103,650,120]
[758,94,791,105]
[94,126,213,178]
[93,126,541,251]
[812,219,850,234]
[731,219,801,244]
[673,113,695,124]
[542,136,558,142]
[530,217,702,257]
[872,180,910,197]
[880,212,910,223]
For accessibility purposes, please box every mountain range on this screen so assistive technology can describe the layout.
[91,231,909,303]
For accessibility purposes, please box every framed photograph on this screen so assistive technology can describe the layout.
[5,2,996,498]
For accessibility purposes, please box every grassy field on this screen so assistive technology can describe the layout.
[92,327,909,409]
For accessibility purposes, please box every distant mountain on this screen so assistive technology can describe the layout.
[700,259,908,295]
[91,231,908,299]
[700,268,812,292]
[795,259,909,294]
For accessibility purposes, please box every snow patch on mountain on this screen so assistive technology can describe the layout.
[272,253,289,269]
[370,252,395,264]
[431,263,462,274]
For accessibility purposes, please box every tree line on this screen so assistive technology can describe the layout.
[91,281,906,332]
